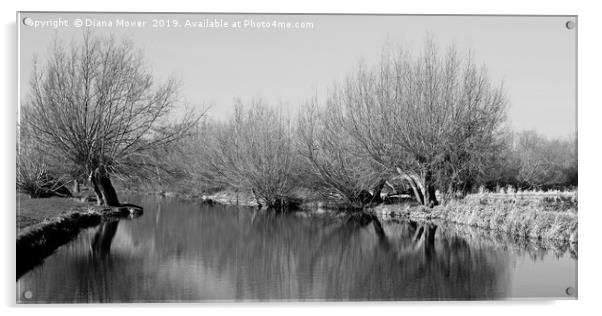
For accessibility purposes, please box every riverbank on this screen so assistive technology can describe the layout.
[17,194,142,279]
[121,187,351,211]
[17,195,88,230]
[17,188,578,280]
[124,187,578,245]
[371,193,578,245]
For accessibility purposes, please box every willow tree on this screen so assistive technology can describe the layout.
[297,97,386,208]
[199,99,297,209]
[23,33,198,207]
[328,40,507,206]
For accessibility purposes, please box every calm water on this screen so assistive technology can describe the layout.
[17,195,577,302]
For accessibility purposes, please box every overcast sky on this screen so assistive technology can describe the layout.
[19,13,576,138]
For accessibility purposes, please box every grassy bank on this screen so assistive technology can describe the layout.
[17,194,142,279]
[17,194,87,230]
[372,193,578,244]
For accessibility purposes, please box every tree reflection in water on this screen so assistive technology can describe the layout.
[18,199,518,302]
[304,213,507,300]
[91,221,119,259]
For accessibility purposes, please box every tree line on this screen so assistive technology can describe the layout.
[18,33,577,210]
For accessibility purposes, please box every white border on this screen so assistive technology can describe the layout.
[2,1,600,315]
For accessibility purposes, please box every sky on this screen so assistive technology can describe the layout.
[19,13,576,138]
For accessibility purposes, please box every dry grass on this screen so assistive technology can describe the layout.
[428,194,577,243]
[373,191,577,244]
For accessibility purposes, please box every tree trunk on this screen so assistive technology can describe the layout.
[424,170,439,207]
[90,167,120,207]
[395,168,439,207]
[72,179,80,194]
[90,173,105,206]
[370,179,387,204]
[396,168,425,205]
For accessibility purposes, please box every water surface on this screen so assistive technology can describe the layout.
[17,195,577,302]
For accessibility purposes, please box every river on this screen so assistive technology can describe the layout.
[17,195,577,302]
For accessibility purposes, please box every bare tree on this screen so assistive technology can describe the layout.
[515,131,577,189]
[322,39,507,206]
[199,99,297,209]
[22,32,198,207]
[297,97,386,208]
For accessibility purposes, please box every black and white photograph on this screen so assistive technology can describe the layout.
[15,11,578,303]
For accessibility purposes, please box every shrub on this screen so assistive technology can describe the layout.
[17,153,70,198]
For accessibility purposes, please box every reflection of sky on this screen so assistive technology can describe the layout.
[19,13,576,138]
[17,196,576,302]
[510,255,577,298]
